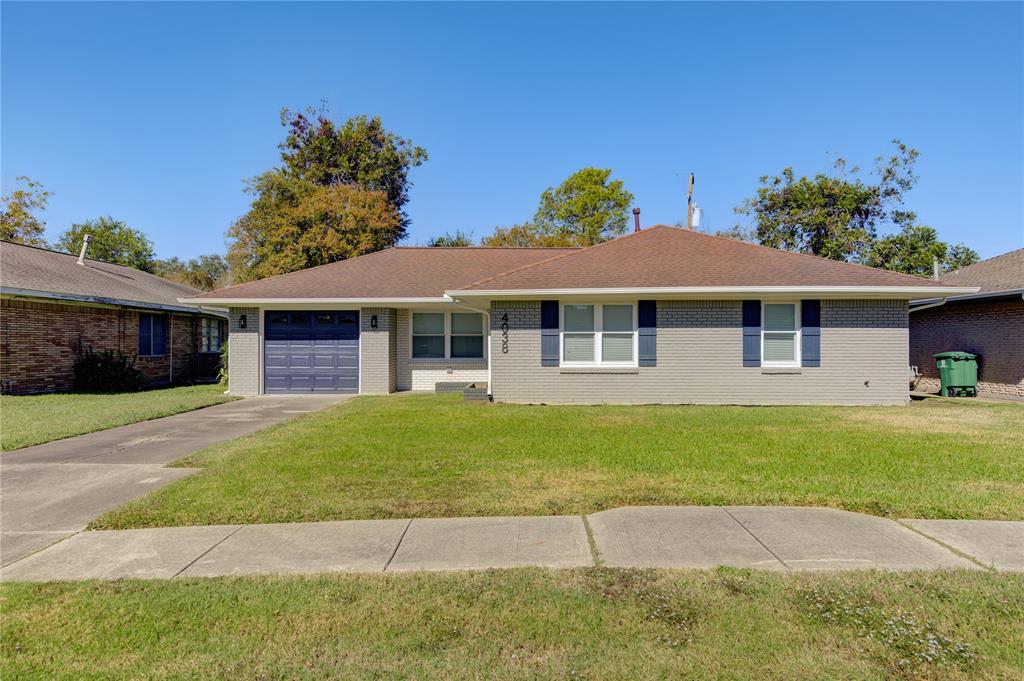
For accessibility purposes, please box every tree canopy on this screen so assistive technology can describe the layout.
[227,106,424,282]
[865,225,979,277]
[482,168,634,247]
[734,140,979,276]
[55,217,156,271]
[427,230,474,247]
[154,254,230,291]
[1,176,51,247]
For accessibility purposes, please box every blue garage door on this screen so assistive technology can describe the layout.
[264,311,359,393]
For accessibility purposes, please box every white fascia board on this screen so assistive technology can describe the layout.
[177,296,454,307]
[444,286,980,301]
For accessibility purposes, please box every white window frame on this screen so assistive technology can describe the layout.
[410,310,487,362]
[559,302,638,367]
[761,301,801,368]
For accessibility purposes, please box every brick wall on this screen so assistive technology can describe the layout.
[359,307,397,394]
[227,307,260,396]
[910,298,1023,398]
[489,299,910,405]
[0,297,218,395]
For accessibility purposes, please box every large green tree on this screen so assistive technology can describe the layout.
[865,225,979,277]
[227,106,424,282]
[427,230,474,247]
[1,176,52,247]
[154,253,230,291]
[56,217,155,271]
[483,168,634,247]
[736,140,920,262]
[228,175,402,282]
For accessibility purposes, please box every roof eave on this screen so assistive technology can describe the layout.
[3,287,227,316]
[178,296,454,306]
[445,285,979,301]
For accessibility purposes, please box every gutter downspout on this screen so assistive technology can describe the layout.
[909,298,948,314]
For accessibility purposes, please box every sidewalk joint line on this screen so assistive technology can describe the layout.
[722,508,791,571]
[0,530,82,569]
[895,520,995,572]
[383,519,413,572]
[171,526,244,579]
[581,515,603,567]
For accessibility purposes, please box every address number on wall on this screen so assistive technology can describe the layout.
[500,313,509,354]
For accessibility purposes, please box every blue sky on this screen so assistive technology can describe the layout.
[2,2,1022,261]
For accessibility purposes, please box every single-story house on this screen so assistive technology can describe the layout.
[910,248,1023,399]
[0,240,228,394]
[185,225,975,405]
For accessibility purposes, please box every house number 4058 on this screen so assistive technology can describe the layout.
[500,313,509,354]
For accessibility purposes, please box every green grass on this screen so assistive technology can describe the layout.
[0,385,235,451]
[2,569,1021,680]
[93,395,1024,529]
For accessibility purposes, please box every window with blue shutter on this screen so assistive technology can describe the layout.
[638,300,656,366]
[139,313,167,356]
[742,300,760,367]
[801,300,821,367]
[540,300,559,366]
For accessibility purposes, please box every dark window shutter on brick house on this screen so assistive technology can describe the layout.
[742,300,760,367]
[801,300,821,367]
[638,300,657,366]
[541,300,559,366]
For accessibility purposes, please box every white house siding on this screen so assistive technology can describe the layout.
[396,309,488,391]
[489,299,909,405]
[227,307,260,397]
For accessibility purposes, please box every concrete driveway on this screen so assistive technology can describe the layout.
[1,394,351,566]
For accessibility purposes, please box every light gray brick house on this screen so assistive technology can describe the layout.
[184,226,975,405]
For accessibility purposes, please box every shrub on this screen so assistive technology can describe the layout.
[73,346,147,393]
[218,340,228,385]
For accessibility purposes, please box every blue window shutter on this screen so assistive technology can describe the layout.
[742,300,760,367]
[638,300,656,367]
[540,300,559,366]
[153,315,167,356]
[801,300,821,367]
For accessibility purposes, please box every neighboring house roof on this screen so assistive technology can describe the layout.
[0,240,222,315]
[940,248,1024,293]
[187,247,579,301]
[186,225,975,305]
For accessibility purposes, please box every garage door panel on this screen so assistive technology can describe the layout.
[264,310,359,394]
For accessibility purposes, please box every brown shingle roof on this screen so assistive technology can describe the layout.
[190,247,579,300]
[458,225,953,291]
[940,248,1024,293]
[0,240,205,311]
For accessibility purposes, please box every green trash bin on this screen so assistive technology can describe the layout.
[934,351,978,397]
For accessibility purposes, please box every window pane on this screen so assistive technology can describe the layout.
[763,332,796,362]
[602,333,634,362]
[412,335,445,359]
[268,312,288,326]
[764,304,795,331]
[563,305,594,332]
[603,304,633,332]
[316,313,334,325]
[412,312,444,334]
[152,316,167,355]
[290,313,309,326]
[451,335,484,359]
[139,314,152,355]
[451,313,482,335]
[563,333,595,362]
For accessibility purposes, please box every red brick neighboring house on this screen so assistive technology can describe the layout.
[0,241,227,394]
[910,248,1024,398]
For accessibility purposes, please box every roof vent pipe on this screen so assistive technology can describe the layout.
[77,234,93,265]
[632,207,641,232]
[932,257,940,281]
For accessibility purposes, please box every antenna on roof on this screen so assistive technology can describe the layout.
[77,234,92,266]
[686,173,696,230]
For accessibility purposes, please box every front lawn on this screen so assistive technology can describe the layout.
[2,569,1021,680]
[0,385,235,451]
[93,394,1023,529]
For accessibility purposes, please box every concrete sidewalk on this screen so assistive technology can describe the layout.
[3,507,1020,581]
[1,395,351,566]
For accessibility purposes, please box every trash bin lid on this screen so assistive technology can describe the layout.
[934,351,976,360]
